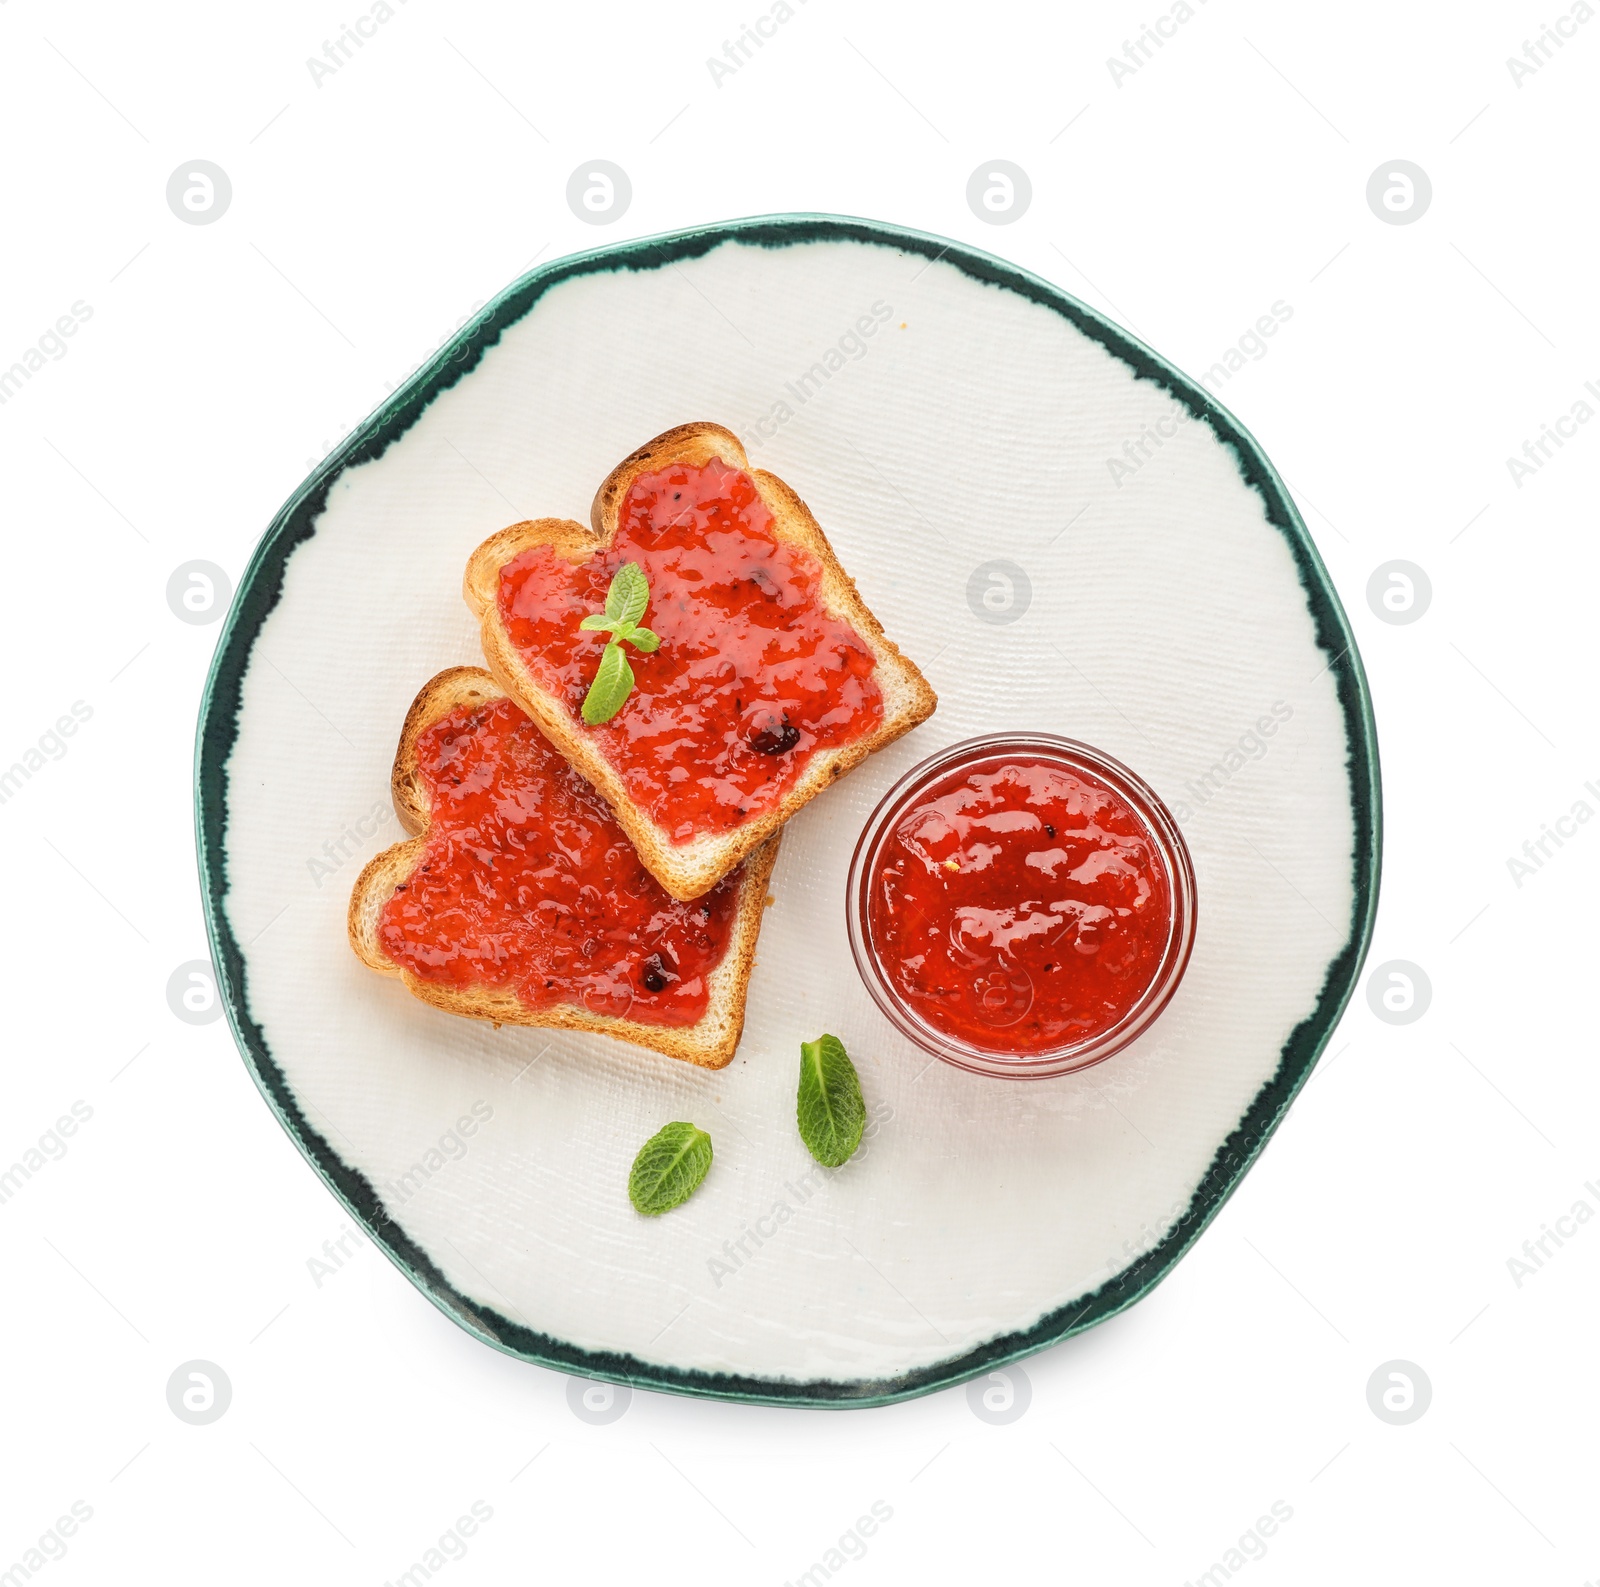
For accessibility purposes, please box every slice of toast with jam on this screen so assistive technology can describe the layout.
[348,667,779,1068]
[464,423,936,901]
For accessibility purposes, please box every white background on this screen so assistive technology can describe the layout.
[1,0,1597,1583]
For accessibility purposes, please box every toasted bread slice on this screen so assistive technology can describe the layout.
[348,667,780,1069]
[464,423,937,900]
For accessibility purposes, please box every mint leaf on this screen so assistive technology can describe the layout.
[797,1034,866,1167]
[582,640,635,724]
[579,564,658,723]
[628,1121,713,1216]
[606,561,650,628]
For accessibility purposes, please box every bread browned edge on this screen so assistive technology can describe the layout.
[346,665,782,1070]
[462,422,938,901]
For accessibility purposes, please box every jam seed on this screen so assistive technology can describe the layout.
[749,717,801,755]
[640,951,680,993]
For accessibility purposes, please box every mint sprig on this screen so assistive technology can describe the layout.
[580,561,660,724]
[797,1034,866,1168]
[628,1121,713,1216]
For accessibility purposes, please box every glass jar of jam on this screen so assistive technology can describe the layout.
[846,734,1196,1079]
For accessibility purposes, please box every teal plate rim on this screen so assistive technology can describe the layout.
[195,212,1382,1409]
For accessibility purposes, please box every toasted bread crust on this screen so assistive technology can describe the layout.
[347,667,780,1070]
[464,423,937,901]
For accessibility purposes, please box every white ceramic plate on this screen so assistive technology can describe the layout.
[199,216,1379,1406]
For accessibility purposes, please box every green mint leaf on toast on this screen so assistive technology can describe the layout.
[579,562,657,722]
[797,1034,866,1167]
[628,1121,713,1216]
[582,640,635,724]
[606,561,650,628]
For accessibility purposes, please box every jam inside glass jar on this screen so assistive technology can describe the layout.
[847,735,1196,1079]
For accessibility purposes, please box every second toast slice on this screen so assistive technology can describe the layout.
[348,666,779,1069]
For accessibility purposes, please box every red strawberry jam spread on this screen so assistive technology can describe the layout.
[497,457,884,843]
[377,698,743,1026]
[862,746,1183,1057]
